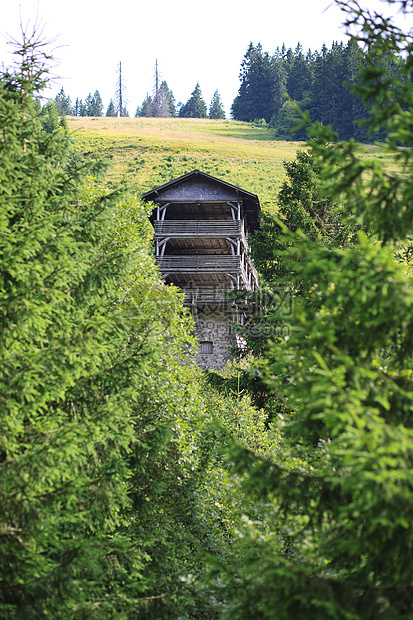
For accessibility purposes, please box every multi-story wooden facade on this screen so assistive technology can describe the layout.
[143,170,261,369]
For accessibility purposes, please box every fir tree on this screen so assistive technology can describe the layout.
[217,1,413,617]
[79,99,87,116]
[40,100,60,132]
[84,90,103,116]
[136,93,152,117]
[231,43,280,122]
[106,98,116,117]
[0,29,208,618]
[179,82,207,118]
[54,86,73,115]
[209,89,226,119]
[156,80,176,117]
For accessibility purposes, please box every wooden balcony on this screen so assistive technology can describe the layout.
[183,290,233,306]
[156,254,259,292]
[156,255,240,273]
[154,220,243,238]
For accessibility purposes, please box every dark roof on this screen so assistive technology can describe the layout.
[142,169,261,231]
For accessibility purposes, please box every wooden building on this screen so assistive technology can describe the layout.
[143,170,261,369]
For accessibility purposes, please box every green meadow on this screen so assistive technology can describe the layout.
[68,116,396,213]
[68,116,304,212]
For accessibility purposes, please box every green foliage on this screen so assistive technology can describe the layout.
[0,30,223,619]
[179,82,208,118]
[136,93,153,117]
[105,98,116,117]
[209,90,226,120]
[231,42,285,123]
[84,90,104,116]
[272,150,355,249]
[54,87,73,115]
[238,150,357,359]
[67,115,302,212]
[251,150,352,281]
[270,98,309,140]
[40,100,61,133]
[212,1,413,617]
[232,37,403,142]
[136,82,176,118]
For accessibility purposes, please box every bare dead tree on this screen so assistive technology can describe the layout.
[152,61,173,117]
[154,59,159,99]
[114,61,128,117]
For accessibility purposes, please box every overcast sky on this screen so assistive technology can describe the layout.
[0,0,410,116]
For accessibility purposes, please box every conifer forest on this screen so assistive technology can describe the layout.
[2,0,413,618]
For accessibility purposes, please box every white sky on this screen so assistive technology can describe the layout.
[0,0,411,116]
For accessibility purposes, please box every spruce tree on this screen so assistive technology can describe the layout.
[54,86,73,115]
[286,43,313,102]
[79,99,87,116]
[179,82,207,118]
[40,100,60,132]
[84,89,103,116]
[84,91,93,115]
[0,30,206,618]
[216,1,413,617]
[231,43,281,122]
[136,93,152,116]
[158,80,176,116]
[105,98,116,116]
[209,89,226,119]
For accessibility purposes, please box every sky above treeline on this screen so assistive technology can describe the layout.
[1,0,411,116]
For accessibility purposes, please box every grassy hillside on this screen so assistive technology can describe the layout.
[68,116,395,214]
[68,117,303,213]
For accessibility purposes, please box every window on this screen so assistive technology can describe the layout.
[199,341,213,354]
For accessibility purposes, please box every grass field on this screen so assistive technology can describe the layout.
[67,116,396,214]
[67,117,305,213]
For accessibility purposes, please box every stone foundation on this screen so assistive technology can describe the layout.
[193,310,237,371]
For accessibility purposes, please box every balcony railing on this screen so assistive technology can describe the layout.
[156,255,240,273]
[183,291,234,306]
[154,220,243,237]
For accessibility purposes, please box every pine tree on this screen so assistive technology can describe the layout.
[79,99,87,116]
[84,89,104,116]
[154,81,175,117]
[84,91,93,115]
[106,98,116,116]
[286,43,313,102]
[179,82,207,118]
[0,29,208,618]
[136,93,152,117]
[158,80,176,116]
[271,47,288,122]
[216,1,413,617]
[54,86,73,115]
[310,43,330,124]
[231,40,378,140]
[231,42,282,122]
[209,89,226,119]
[40,100,60,132]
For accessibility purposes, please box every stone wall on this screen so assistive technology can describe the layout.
[193,309,237,371]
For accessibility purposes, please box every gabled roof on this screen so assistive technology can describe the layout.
[142,169,261,231]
